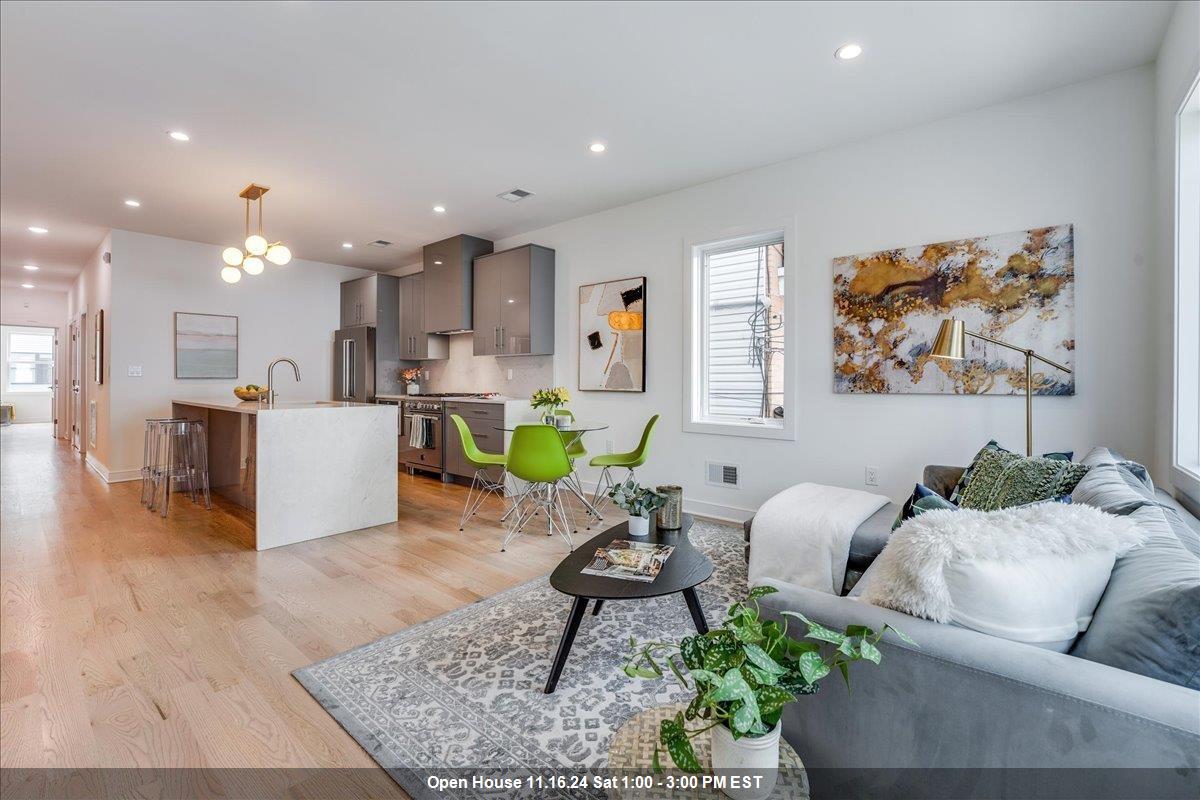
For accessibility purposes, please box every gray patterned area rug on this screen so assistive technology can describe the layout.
[293,521,747,799]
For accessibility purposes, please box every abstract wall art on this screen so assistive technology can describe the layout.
[579,277,646,392]
[175,312,238,379]
[833,224,1075,395]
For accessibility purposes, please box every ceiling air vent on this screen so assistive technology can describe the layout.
[706,461,740,488]
[497,188,533,203]
[367,239,392,248]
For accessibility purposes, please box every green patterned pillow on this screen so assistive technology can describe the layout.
[950,440,1073,504]
[957,448,1090,511]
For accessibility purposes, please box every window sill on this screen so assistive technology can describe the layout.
[1172,463,1200,509]
[683,418,794,441]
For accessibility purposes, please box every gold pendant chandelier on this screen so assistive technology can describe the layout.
[220,183,291,283]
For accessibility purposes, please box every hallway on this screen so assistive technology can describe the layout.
[0,423,564,791]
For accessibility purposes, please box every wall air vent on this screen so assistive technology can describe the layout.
[706,461,740,488]
[497,188,534,203]
[367,239,392,248]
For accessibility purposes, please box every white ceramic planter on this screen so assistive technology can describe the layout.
[406,384,420,395]
[710,722,781,800]
[627,515,650,537]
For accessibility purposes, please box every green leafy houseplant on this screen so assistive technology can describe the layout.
[621,585,915,772]
[607,478,666,518]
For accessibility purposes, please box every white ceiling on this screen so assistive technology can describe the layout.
[0,0,1175,293]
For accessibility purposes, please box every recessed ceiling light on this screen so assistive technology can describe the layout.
[168,131,190,141]
[342,242,353,249]
[124,199,141,207]
[588,142,607,153]
[834,43,863,60]
[21,283,35,289]
[28,226,48,234]
[433,260,443,265]
[432,205,446,214]
[23,265,38,271]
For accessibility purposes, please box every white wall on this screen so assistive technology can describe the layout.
[1153,0,1200,504]
[1,288,67,434]
[497,67,1158,519]
[100,230,370,479]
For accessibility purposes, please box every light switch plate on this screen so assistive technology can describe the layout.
[127,365,143,377]
[507,369,514,380]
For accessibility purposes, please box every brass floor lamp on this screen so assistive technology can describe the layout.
[930,318,1072,457]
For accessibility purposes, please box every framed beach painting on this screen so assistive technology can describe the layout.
[578,276,646,392]
[175,312,238,379]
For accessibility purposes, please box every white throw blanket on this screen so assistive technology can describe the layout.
[747,482,890,595]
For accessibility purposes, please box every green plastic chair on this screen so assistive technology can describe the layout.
[553,408,603,528]
[503,424,575,551]
[590,414,659,510]
[554,408,588,460]
[449,414,508,531]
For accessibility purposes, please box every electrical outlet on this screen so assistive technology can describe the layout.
[864,466,880,486]
[423,370,430,380]
[507,368,514,380]
[606,439,615,454]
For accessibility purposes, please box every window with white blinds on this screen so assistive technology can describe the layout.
[687,229,787,436]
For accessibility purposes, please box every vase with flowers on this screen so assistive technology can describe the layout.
[530,386,571,426]
[401,368,421,396]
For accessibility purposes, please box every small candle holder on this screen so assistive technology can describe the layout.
[655,485,683,530]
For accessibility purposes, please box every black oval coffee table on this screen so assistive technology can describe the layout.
[544,513,711,693]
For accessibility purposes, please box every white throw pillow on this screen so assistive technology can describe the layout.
[860,503,1142,648]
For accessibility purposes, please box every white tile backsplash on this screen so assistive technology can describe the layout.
[420,333,552,399]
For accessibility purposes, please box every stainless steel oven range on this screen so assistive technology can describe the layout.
[400,398,445,478]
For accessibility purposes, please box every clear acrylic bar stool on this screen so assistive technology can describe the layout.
[141,418,211,516]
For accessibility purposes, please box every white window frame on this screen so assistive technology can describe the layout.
[3,327,55,394]
[683,219,797,441]
[1172,71,1200,503]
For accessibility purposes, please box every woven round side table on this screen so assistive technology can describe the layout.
[607,704,809,799]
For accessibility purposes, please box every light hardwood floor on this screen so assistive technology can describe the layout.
[0,423,589,793]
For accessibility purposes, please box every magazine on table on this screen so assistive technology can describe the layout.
[581,539,674,582]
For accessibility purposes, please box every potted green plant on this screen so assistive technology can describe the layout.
[622,585,913,800]
[607,478,666,536]
[530,386,571,426]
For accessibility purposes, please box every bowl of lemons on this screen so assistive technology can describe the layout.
[233,384,268,401]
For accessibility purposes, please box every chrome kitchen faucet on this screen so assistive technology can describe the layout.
[267,357,301,405]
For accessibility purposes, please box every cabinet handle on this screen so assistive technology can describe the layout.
[500,326,505,352]
[494,326,500,349]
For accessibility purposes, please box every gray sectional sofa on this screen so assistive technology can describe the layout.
[744,447,1200,799]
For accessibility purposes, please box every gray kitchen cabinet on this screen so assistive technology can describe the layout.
[340,274,386,327]
[444,401,506,483]
[422,234,494,333]
[471,250,503,356]
[400,273,448,360]
[472,244,555,356]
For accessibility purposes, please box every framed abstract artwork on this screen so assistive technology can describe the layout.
[175,312,239,379]
[832,224,1075,395]
[579,277,646,392]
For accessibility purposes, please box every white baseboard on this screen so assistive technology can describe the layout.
[84,453,140,483]
[107,467,142,483]
[84,452,110,482]
[574,477,755,526]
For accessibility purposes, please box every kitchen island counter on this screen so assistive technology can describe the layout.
[173,398,397,550]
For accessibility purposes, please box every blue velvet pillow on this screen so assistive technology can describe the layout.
[893,483,958,530]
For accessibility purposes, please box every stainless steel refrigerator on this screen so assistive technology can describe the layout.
[333,326,377,402]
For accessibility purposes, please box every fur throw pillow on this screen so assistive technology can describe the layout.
[861,503,1143,645]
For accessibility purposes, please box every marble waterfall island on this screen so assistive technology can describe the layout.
[172,399,398,550]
